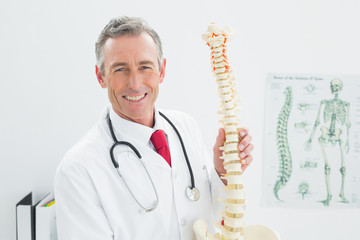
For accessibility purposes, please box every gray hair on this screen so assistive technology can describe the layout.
[95,16,163,75]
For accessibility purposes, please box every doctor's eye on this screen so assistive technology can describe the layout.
[115,67,127,72]
[139,66,151,70]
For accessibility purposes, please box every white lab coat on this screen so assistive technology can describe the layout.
[54,106,224,240]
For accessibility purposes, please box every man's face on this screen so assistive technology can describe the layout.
[96,33,166,127]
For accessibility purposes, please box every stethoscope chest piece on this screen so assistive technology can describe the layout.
[186,186,200,201]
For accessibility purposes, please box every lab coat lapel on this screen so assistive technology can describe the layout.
[137,140,172,170]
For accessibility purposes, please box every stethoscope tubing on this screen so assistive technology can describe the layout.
[110,141,142,168]
[158,112,195,190]
[106,111,198,211]
[107,115,159,212]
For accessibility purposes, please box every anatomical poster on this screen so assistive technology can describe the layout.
[262,73,360,208]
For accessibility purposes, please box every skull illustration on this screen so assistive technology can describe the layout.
[330,79,343,95]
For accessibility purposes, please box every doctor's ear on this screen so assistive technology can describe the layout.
[159,58,166,84]
[95,65,107,88]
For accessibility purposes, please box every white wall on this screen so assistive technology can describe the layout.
[1,0,359,239]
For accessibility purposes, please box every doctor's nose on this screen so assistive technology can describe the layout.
[128,71,141,90]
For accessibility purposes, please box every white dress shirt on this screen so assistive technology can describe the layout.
[54,106,224,240]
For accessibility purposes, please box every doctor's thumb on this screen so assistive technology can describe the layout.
[213,128,225,152]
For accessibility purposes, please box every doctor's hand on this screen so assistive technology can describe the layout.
[213,127,254,183]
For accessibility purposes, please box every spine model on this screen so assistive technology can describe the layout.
[193,23,280,240]
[197,22,245,240]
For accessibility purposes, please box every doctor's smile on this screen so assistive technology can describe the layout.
[123,93,147,101]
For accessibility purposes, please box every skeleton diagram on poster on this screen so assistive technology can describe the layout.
[263,73,360,208]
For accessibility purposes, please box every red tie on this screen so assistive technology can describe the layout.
[150,130,171,167]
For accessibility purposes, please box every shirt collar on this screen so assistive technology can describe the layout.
[108,106,168,146]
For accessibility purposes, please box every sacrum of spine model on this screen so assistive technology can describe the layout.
[193,23,280,240]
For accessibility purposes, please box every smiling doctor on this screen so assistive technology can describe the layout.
[54,16,254,240]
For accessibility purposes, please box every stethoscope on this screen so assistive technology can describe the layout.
[107,111,200,213]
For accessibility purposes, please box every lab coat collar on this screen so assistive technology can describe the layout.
[108,106,168,147]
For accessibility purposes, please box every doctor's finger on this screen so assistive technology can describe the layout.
[238,135,252,151]
[237,127,249,139]
[241,155,253,171]
[239,143,254,159]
